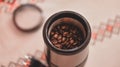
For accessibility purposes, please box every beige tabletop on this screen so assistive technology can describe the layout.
[0,0,120,67]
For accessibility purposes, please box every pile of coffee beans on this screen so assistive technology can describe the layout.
[50,22,84,49]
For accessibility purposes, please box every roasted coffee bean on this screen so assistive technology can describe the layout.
[52,40,58,44]
[62,37,66,42]
[50,32,55,36]
[72,29,77,34]
[67,34,71,37]
[58,35,62,40]
[57,25,61,29]
[53,34,58,38]
[70,39,74,44]
[58,39,62,43]
[55,44,62,48]
[63,32,68,36]
[61,25,66,30]
[73,42,77,45]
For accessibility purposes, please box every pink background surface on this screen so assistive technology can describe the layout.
[0,0,120,67]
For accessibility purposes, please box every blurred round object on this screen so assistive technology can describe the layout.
[13,4,43,32]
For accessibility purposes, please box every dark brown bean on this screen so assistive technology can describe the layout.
[50,32,55,36]
[52,40,58,44]
[55,44,61,48]
[62,37,66,42]
[53,34,58,38]
[58,35,62,40]
[70,39,74,44]
[63,32,68,36]
[61,25,66,30]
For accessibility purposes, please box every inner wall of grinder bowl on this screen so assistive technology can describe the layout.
[48,17,87,49]
[15,6,42,30]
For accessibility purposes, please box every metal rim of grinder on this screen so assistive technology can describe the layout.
[43,11,91,55]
